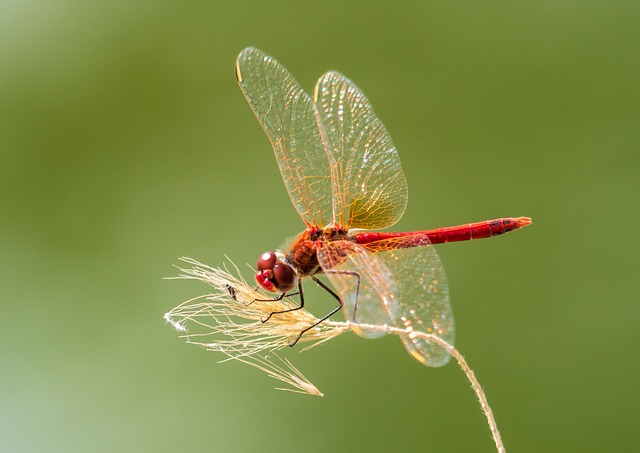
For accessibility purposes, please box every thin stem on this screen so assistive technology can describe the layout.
[386,326,505,453]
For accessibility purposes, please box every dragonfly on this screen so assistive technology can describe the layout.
[235,47,531,366]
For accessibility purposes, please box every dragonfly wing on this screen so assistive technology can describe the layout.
[320,237,454,367]
[362,236,454,366]
[236,48,331,227]
[317,240,398,339]
[313,72,408,230]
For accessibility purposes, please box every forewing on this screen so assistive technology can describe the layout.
[360,236,454,366]
[236,48,331,227]
[313,72,408,230]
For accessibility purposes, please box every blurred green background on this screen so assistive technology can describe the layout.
[1,1,638,451]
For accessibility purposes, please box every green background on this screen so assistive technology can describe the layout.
[2,1,638,451]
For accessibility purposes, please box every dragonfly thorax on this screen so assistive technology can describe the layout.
[285,226,352,278]
[255,251,296,293]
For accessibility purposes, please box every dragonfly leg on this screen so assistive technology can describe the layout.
[286,271,361,346]
[260,282,304,323]
[289,275,343,347]
[322,269,361,322]
[249,290,300,306]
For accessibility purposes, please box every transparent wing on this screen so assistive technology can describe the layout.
[313,72,408,230]
[236,48,331,227]
[318,237,454,367]
[317,240,397,339]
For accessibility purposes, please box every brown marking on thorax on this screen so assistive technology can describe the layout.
[286,225,351,276]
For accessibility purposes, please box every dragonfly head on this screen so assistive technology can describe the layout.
[255,251,296,293]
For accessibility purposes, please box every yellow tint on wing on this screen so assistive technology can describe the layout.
[236,48,332,228]
[314,72,408,230]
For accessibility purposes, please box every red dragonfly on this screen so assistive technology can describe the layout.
[235,48,531,366]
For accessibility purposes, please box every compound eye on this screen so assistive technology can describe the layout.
[273,263,295,292]
[257,252,277,270]
[255,271,277,292]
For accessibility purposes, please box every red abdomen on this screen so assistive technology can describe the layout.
[354,217,531,247]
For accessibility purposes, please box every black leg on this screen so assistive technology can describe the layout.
[260,280,305,323]
[249,290,299,306]
[254,272,361,347]
[252,291,285,304]
[323,269,361,321]
[289,274,348,347]
[290,304,342,347]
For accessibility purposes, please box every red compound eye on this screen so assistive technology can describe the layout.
[257,251,276,270]
[255,270,276,292]
[273,263,295,292]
